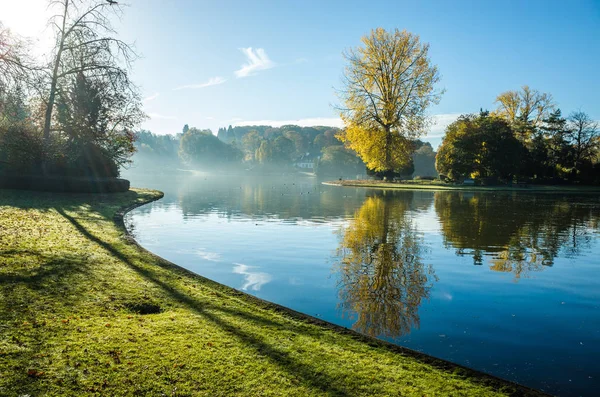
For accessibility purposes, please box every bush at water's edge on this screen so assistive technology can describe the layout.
[0,174,129,193]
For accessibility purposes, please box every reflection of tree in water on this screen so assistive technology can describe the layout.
[335,192,436,339]
[435,192,600,279]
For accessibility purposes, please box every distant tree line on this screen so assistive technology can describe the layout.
[436,86,599,184]
[134,124,358,174]
[134,130,180,166]
[133,124,439,178]
[217,124,341,163]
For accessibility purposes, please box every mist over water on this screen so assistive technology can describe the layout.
[124,169,600,396]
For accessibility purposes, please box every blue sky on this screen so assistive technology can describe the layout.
[2,0,599,147]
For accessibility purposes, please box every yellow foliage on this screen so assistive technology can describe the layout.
[338,28,443,172]
[335,193,435,338]
[336,125,413,172]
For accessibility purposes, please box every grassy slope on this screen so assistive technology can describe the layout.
[0,189,545,397]
[328,180,600,193]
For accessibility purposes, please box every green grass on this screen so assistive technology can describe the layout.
[0,188,546,396]
[327,179,600,193]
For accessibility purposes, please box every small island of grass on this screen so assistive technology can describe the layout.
[326,179,600,193]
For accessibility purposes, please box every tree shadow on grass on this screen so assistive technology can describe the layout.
[0,250,87,286]
[0,245,95,317]
[55,207,352,396]
[0,189,148,217]
[0,250,95,393]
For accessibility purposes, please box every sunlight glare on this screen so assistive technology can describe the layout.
[1,0,54,55]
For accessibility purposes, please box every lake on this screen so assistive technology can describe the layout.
[124,171,600,396]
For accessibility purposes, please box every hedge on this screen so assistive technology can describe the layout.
[0,174,130,193]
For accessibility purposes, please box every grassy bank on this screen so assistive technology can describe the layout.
[0,189,545,396]
[327,179,600,193]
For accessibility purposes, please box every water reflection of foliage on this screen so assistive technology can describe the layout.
[176,175,368,222]
[435,192,600,279]
[335,192,436,339]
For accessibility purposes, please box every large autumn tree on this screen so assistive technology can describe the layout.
[337,28,443,179]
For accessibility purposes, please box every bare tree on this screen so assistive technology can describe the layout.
[0,23,30,96]
[42,0,138,144]
[0,23,39,129]
[567,111,599,176]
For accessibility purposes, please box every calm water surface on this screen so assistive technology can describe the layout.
[124,172,600,396]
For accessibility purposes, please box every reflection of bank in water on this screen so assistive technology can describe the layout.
[434,191,600,278]
[335,191,436,339]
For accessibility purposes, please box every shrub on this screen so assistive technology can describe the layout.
[0,123,45,174]
[366,164,414,181]
[65,142,119,178]
[0,124,120,178]
[0,174,129,193]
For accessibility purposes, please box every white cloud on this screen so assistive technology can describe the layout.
[427,113,462,138]
[143,92,160,102]
[441,292,453,301]
[174,76,227,91]
[234,48,275,78]
[234,117,343,128]
[148,112,176,120]
[233,264,272,291]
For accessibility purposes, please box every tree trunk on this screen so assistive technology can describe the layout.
[41,0,69,174]
[42,63,60,142]
[384,125,392,174]
[374,197,391,290]
[574,130,582,177]
[382,195,390,244]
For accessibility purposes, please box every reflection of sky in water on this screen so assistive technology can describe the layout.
[233,263,272,291]
[124,172,600,397]
[196,249,221,262]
